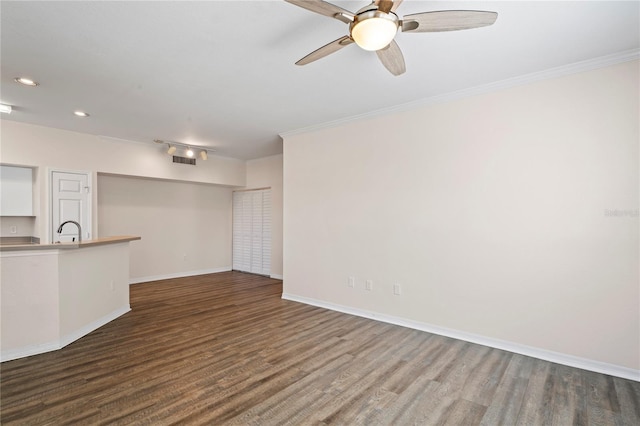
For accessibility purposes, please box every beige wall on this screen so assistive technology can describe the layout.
[1,242,132,361]
[98,174,232,281]
[0,216,35,238]
[282,60,639,373]
[0,121,245,241]
[1,251,59,352]
[245,154,283,278]
[0,120,285,282]
[0,121,245,186]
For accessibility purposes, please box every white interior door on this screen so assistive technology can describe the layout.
[233,189,271,276]
[51,170,91,242]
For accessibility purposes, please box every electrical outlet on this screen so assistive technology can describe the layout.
[183,253,187,261]
[348,277,355,288]
[9,226,17,234]
[365,280,373,291]
[109,280,115,291]
[393,284,401,295]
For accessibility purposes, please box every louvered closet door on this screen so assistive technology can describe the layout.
[232,189,271,276]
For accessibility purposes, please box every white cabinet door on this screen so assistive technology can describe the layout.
[0,165,33,216]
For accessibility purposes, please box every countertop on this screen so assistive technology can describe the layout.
[0,235,141,252]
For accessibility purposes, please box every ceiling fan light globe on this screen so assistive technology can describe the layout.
[351,16,398,51]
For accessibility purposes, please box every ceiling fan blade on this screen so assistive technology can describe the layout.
[402,10,498,32]
[376,40,406,76]
[285,0,355,23]
[295,35,354,66]
[391,0,404,12]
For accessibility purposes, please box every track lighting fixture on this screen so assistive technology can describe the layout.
[153,139,213,160]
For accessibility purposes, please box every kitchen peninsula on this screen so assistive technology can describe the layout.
[0,236,140,361]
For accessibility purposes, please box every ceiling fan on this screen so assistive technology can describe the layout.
[285,0,498,76]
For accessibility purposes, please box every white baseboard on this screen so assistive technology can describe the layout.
[1,305,131,363]
[59,305,131,348]
[282,293,640,382]
[271,274,284,280]
[129,266,232,284]
[0,341,60,363]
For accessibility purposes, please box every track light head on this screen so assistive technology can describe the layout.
[154,139,214,161]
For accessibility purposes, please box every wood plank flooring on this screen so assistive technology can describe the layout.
[1,271,638,425]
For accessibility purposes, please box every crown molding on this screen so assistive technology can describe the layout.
[280,48,640,138]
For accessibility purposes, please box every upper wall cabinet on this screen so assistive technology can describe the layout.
[0,165,34,216]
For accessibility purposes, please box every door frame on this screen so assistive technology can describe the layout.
[48,168,93,243]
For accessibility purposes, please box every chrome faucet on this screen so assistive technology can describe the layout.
[57,220,82,243]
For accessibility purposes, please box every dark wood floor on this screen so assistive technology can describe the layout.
[1,271,638,425]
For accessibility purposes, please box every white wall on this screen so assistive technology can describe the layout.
[245,154,283,278]
[282,60,639,374]
[98,174,232,281]
[58,243,131,337]
[1,251,59,351]
[0,120,245,241]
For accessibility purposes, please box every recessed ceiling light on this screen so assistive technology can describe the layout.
[14,77,39,87]
[74,111,89,117]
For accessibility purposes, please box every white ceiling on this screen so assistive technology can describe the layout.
[1,1,638,160]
